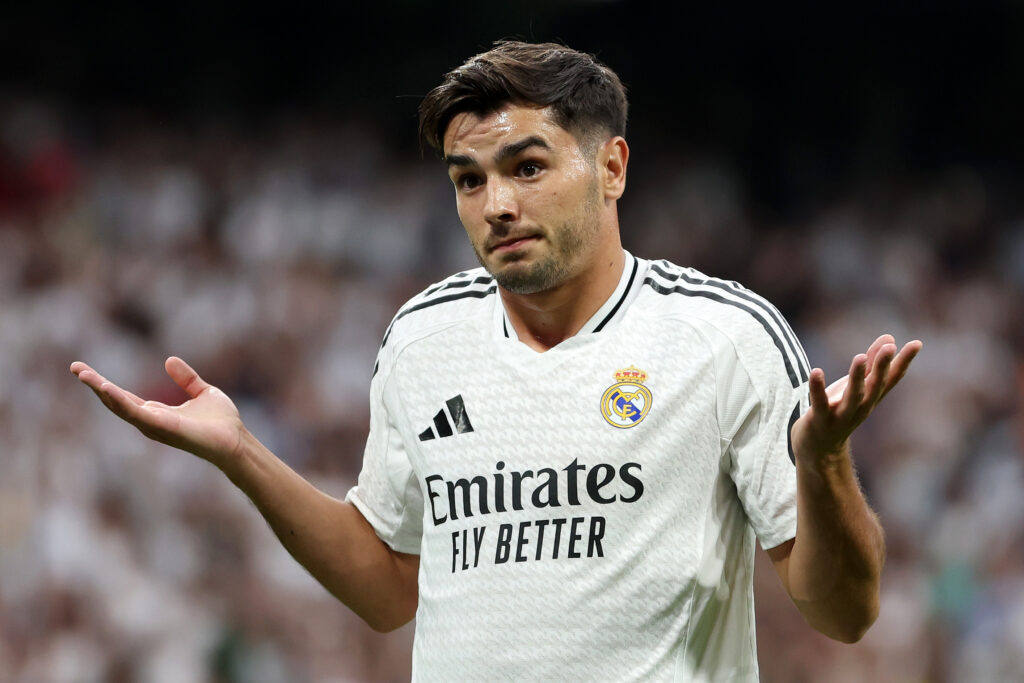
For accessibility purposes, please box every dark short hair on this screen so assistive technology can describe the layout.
[418,40,628,155]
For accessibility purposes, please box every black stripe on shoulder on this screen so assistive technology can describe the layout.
[373,284,497,377]
[593,257,639,333]
[423,274,494,297]
[642,274,800,388]
[379,276,494,352]
[422,270,477,297]
[650,263,809,383]
[440,275,495,292]
[715,276,811,380]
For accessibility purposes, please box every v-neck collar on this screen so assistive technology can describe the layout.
[493,250,643,346]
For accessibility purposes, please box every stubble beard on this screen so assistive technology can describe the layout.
[488,237,577,294]
[476,179,602,295]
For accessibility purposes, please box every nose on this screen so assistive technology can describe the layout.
[484,177,518,225]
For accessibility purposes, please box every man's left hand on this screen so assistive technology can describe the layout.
[791,334,922,462]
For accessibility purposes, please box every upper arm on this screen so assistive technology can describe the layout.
[343,499,420,632]
[346,348,424,555]
[765,537,795,595]
[701,315,806,549]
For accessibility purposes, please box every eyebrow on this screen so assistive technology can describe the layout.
[445,135,551,168]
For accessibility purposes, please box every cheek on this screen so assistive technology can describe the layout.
[567,157,591,178]
[454,195,473,223]
[560,163,597,201]
[532,177,588,214]
[455,199,484,239]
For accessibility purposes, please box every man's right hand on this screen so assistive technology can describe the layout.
[70,356,245,467]
[71,355,420,632]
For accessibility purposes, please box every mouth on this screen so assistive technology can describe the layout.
[489,234,541,253]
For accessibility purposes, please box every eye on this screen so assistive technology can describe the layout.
[456,173,482,190]
[518,161,542,178]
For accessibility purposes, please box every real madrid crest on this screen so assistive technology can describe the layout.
[601,366,653,429]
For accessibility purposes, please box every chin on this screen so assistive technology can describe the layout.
[493,261,566,295]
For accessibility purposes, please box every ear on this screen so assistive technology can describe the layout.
[598,136,629,201]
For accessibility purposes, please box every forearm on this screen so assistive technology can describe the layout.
[219,429,419,632]
[70,358,418,630]
[786,442,885,642]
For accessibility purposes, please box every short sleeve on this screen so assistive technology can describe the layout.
[345,354,423,555]
[710,320,810,550]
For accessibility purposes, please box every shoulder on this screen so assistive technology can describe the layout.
[637,259,782,327]
[635,258,809,389]
[373,268,496,377]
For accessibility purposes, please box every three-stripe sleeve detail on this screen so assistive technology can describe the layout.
[373,279,497,377]
[643,263,809,388]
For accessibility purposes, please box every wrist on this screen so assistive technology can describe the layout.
[793,438,851,470]
[213,425,259,480]
[794,442,857,493]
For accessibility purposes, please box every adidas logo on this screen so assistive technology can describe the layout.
[419,395,475,441]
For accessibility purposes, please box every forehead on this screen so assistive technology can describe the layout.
[442,104,573,158]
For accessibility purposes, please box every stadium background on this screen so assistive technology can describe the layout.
[2,1,1022,680]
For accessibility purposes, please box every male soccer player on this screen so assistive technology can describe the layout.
[72,41,921,681]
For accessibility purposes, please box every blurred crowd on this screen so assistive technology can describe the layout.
[0,97,1021,682]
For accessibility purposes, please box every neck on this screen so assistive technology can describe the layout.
[501,241,625,352]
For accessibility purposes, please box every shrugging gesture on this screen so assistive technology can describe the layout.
[70,356,420,632]
[792,333,923,461]
[769,333,923,643]
[70,356,244,466]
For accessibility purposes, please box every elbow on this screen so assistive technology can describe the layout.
[374,615,417,633]
[797,581,880,644]
[366,617,404,634]
[829,622,871,644]
[362,602,417,634]
[821,597,880,644]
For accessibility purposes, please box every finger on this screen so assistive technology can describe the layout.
[84,380,119,413]
[865,343,897,400]
[165,356,211,399]
[72,362,135,400]
[881,340,922,398]
[824,374,850,402]
[839,354,868,415]
[74,368,145,406]
[70,361,92,376]
[808,368,830,416]
[863,334,895,376]
[100,381,163,429]
[74,367,104,391]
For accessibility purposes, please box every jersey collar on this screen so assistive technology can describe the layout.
[495,250,643,342]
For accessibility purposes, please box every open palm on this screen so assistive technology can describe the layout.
[790,334,922,461]
[70,356,245,466]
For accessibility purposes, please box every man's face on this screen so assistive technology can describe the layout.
[443,104,605,295]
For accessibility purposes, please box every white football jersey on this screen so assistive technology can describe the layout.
[347,251,810,682]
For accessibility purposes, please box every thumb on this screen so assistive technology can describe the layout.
[165,356,212,398]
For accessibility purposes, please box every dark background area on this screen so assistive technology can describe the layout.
[5,0,1023,213]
